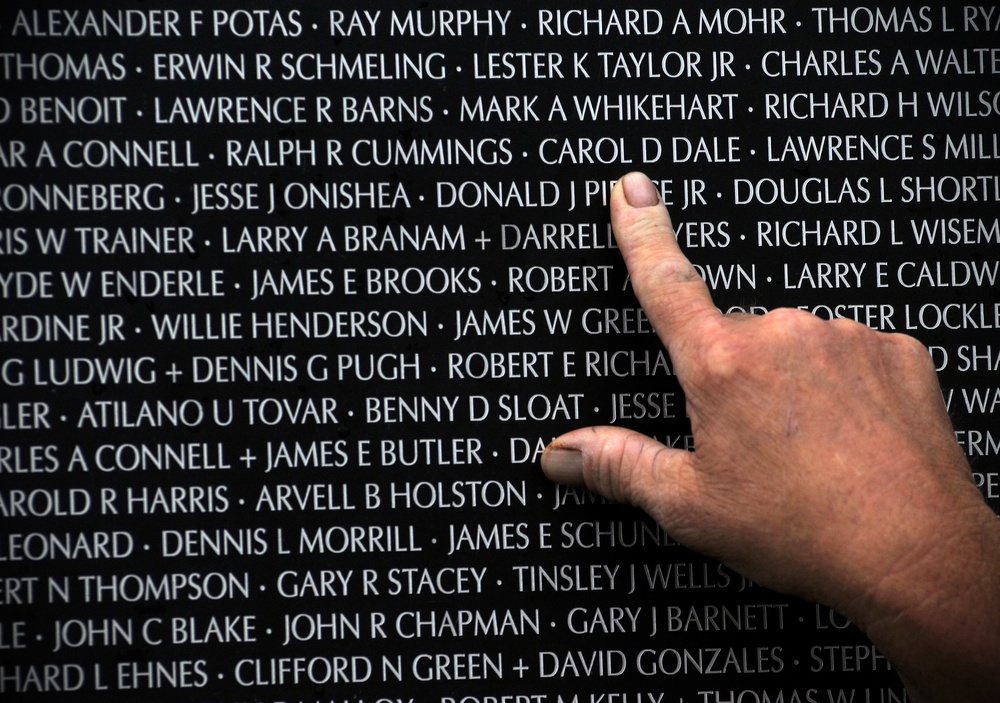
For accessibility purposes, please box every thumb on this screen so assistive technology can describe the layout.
[541,427,699,528]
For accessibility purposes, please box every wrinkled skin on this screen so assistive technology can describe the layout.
[542,172,1000,702]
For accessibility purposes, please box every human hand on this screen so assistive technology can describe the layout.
[541,172,1000,701]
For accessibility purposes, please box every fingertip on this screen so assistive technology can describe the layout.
[543,428,700,523]
[610,172,674,239]
[619,171,660,208]
[540,447,585,486]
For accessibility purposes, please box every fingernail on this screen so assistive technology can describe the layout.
[621,172,659,208]
[541,448,585,485]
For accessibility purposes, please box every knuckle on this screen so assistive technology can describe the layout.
[684,331,741,388]
[765,306,815,326]
[637,256,703,297]
[890,332,935,370]
[623,210,675,241]
[701,336,741,379]
[763,307,829,346]
[892,331,928,354]
[653,257,701,284]
[587,433,642,505]
[773,308,816,335]
[827,316,871,337]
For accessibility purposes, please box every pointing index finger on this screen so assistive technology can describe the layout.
[612,172,721,358]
